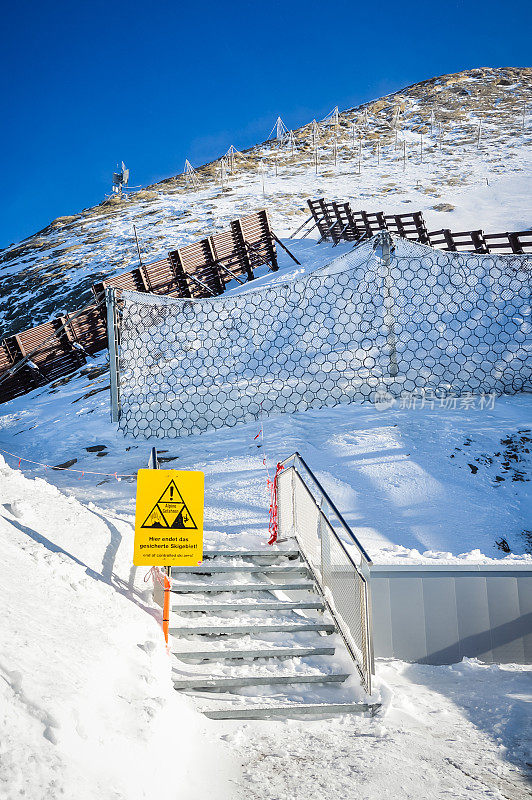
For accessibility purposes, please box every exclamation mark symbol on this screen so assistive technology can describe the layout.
[170,485,174,501]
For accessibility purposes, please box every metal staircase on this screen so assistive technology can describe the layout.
[169,543,379,719]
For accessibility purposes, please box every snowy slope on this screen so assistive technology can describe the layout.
[228,659,532,800]
[1,450,530,800]
[0,456,239,799]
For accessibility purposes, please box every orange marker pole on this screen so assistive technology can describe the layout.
[163,567,171,644]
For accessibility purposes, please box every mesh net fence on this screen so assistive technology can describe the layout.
[117,236,531,438]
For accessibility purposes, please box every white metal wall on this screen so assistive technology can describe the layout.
[370,564,532,664]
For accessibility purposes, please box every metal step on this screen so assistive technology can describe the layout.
[202,549,300,559]
[173,673,349,690]
[169,622,335,636]
[171,564,308,575]
[172,600,325,613]
[203,702,380,720]
[171,581,315,594]
[173,645,336,661]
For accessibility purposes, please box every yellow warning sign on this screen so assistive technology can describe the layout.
[134,469,204,566]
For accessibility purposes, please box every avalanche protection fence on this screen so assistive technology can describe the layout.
[302,198,532,254]
[111,232,531,439]
[0,210,295,405]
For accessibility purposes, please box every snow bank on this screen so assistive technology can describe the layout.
[0,456,238,800]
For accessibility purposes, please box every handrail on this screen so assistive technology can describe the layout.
[289,472,370,589]
[277,451,374,692]
[279,451,372,566]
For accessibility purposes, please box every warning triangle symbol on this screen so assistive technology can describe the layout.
[158,481,184,504]
[141,479,198,530]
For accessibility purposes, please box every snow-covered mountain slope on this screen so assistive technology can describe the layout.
[0,66,530,562]
[1,67,531,338]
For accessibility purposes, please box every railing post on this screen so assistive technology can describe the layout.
[147,446,159,470]
[162,571,171,646]
[318,507,327,588]
[290,463,297,541]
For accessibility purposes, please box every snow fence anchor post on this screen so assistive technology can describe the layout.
[373,231,399,378]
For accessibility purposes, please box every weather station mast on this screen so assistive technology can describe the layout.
[112,161,130,196]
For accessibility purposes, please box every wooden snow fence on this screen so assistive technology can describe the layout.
[427,229,488,253]
[307,198,342,243]
[0,318,87,401]
[62,304,108,356]
[482,230,532,255]
[385,212,429,244]
[0,210,279,404]
[424,226,530,254]
[0,302,109,405]
[306,197,532,255]
[0,343,29,404]
[92,210,278,302]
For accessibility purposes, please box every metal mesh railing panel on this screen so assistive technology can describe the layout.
[117,237,531,438]
[292,470,322,576]
[320,514,371,688]
[277,468,294,541]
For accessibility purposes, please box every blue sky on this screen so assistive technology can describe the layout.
[0,0,530,248]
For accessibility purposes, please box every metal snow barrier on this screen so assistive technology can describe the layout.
[276,452,374,693]
[112,234,531,437]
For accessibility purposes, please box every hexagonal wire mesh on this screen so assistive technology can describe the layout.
[116,235,531,439]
